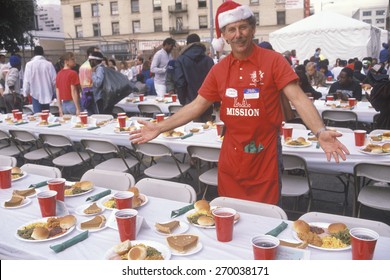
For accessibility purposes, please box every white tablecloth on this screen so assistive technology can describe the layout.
[115,96,181,114]
[1,173,389,260]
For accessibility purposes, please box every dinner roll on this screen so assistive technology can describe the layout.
[194,200,210,212]
[371,145,383,154]
[128,186,139,197]
[127,246,147,260]
[114,240,132,255]
[197,215,215,226]
[328,223,347,234]
[59,215,77,230]
[31,227,50,240]
[382,143,390,153]
[293,220,310,234]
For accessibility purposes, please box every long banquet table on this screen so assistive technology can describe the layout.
[1,173,389,260]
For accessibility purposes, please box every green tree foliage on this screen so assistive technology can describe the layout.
[0,0,37,53]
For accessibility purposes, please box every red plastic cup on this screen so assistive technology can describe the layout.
[37,190,57,217]
[47,178,66,201]
[348,98,356,107]
[80,111,88,116]
[0,166,12,189]
[171,94,177,102]
[15,112,23,121]
[117,112,126,118]
[115,209,138,241]
[12,109,19,119]
[79,114,88,125]
[212,207,236,242]
[40,113,49,122]
[117,116,126,128]
[282,126,293,139]
[164,93,170,98]
[216,122,225,137]
[114,191,134,210]
[350,228,379,260]
[327,76,333,81]
[139,94,144,102]
[354,130,366,146]
[41,109,50,114]
[156,114,165,122]
[326,95,334,101]
[251,234,280,260]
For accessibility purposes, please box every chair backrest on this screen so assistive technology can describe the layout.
[133,142,172,157]
[284,123,307,130]
[50,105,60,116]
[0,155,17,166]
[0,129,11,141]
[20,163,62,178]
[187,145,220,162]
[282,153,308,172]
[321,110,358,128]
[22,106,34,115]
[210,196,288,219]
[112,106,126,116]
[39,133,73,148]
[135,178,196,203]
[80,138,119,155]
[137,104,163,115]
[326,126,354,133]
[9,129,38,143]
[80,169,135,191]
[354,162,390,183]
[299,212,390,237]
[168,105,183,115]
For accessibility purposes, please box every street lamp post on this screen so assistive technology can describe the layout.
[209,0,214,57]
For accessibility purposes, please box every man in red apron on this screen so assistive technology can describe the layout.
[130,1,349,205]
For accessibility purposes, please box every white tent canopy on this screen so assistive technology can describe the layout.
[269,12,386,65]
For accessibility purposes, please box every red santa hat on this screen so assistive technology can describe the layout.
[212,1,254,53]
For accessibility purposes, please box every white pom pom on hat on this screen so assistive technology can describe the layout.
[212,0,254,53]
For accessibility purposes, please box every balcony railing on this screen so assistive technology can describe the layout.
[169,26,189,35]
[168,4,188,13]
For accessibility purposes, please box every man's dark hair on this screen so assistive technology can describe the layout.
[339,60,347,67]
[34,46,44,56]
[354,61,363,71]
[186,33,201,45]
[87,46,97,56]
[163,38,176,46]
[341,67,354,78]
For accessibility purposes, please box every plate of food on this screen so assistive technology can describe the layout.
[166,234,202,256]
[185,125,204,134]
[74,202,104,216]
[283,137,312,148]
[12,188,37,198]
[369,131,390,143]
[202,121,216,129]
[64,181,94,197]
[11,167,27,181]
[292,220,351,251]
[2,196,31,209]
[161,130,185,139]
[104,239,170,260]
[77,215,107,232]
[114,126,137,134]
[71,122,90,129]
[186,200,239,229]
[153,220,189,236]
[36,120,51,126]
[15,215,76,242]
[98,190,148,210]
[359,143,390,156]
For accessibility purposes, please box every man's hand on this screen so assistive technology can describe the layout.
[318,130,350,163]
[129,120,161,144]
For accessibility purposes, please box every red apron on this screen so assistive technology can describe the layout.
[218,56,281,205]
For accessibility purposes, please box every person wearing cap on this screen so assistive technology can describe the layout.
[79,46,99,113]
[88,51,105,114]
[55,52,81,116]
[150,38,176,97]
[130,1,349,205]
[23,46,56,113]
[2,55,23,113]
[175,33,215,122]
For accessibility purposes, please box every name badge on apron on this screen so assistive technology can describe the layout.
[226,88,238,98]
[244,88,260,99]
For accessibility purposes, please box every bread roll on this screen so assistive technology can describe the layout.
[328,223,347,234]
[382,143,390,153]
[11,167,22,174]
[114,240,132,255]
[297,137,307,144]
[127,246,147,260]
[382,131,390,137]
[293,220,310,234]
[371,145,383,154]
[31,227,50,240]
[128,186,139,197]
[197,215,214,226]
[59,215,76,230]
[194,200,210,212]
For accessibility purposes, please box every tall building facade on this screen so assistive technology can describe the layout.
[60,0,305,59]
[352,6,388,30]
[36,4,63,32]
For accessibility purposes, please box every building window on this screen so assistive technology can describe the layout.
[376,10,385,16]
[93,23,100,37]
[75,25,83,38]
[277,11,285,25]
[198,0,206,8]
[132,20,140,33]
[199,15,208,29]
[153,0,161,11]
[362,11,371,16]
[154,18,162,32]
[110,2,119,15]
[254,12,259,26]
[250,0,259,5]
[376,18,385,24]
[363,19,372,24]
[131,0,139,13]
[73,5,81,18]
[92,3,100,17]
[112,22,120,35]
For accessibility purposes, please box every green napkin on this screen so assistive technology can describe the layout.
[50,231,89,253]
[181,132,193,140]
[87,126,101,131]
[244,141,264,153]
[165,101,173,104]
[48,123,61,128]
[265,221,288,237]
[86,189,111,202]
[29,181,48,188]
[171,203,194,218]
[14,121,28,126]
